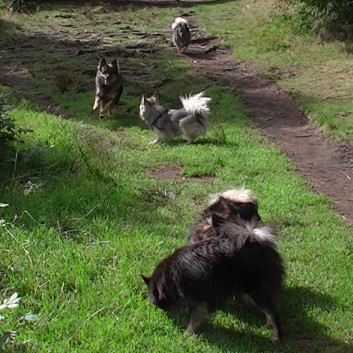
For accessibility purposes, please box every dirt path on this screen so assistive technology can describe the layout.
[187,43,353,223]
[1,5,353,224]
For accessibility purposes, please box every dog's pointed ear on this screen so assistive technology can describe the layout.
[141,95,151,106]
[211,213,226,228]
[218,196,231,209]
[111,59,118,68]
[141,274,150,285]
[98,57,107,69]
[218,196,240,217]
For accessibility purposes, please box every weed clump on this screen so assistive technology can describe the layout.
[0,92,31,146]
[4,0,37,13]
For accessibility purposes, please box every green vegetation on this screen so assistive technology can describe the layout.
[0,1,352,352]
[0,91,33,170]
[283,0,353,36]
[195,0,353,140]
[0,93,21,144]
[2,0,37,13]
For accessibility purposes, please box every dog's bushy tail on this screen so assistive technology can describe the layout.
[213,214,276,249]
[180,92,211,118]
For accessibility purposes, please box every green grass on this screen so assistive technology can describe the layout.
[195,0,353,141]
[0,1,352,352]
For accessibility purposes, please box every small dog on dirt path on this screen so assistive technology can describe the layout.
[142,211,284,342]
[188,187,263,244]
[139,91,211,144]
[93,57,123,119]
[172,17,191,54]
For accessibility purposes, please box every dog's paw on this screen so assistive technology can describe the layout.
[183,330,197,339]
[271,335,281,344]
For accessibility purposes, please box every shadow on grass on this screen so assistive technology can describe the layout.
[194,136,239,147]
[29,0,239,10]
[135,135,239,147]
[165,286,352,353]
[0,128,174,236]
[103,112,144,129]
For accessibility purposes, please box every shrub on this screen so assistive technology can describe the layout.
[283,0,353,37]
[5,0,37,13]
[0,93,31,145]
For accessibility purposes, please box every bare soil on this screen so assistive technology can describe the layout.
[186,41,353,224]
[1,6,353,223]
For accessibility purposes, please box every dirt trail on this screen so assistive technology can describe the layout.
[187,44,353,223]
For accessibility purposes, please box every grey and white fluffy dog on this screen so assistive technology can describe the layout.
[171,17,191,53]
[93,57,123,119]
[139,92,211,144]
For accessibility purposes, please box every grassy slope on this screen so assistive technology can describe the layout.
[195,0,353,140]
[0,2,352,353]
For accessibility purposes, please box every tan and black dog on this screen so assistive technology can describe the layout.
[93,57,123,119]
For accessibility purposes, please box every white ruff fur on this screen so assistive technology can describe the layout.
[179,92,211,117]
[172,17,188,29]
[208,187,256,206]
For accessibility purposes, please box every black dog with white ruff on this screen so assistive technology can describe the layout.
[142,213,285,342]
